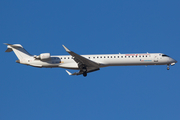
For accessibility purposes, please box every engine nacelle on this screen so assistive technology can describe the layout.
[40,53,51,60]
[34,53,51,60]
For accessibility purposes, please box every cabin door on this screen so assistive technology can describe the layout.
[154,55,158,62]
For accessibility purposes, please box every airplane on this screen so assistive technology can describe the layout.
[4,43,177,77]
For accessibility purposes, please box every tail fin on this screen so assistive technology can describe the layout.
[4,43,32,60]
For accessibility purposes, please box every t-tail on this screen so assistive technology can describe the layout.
[4,43,32,64]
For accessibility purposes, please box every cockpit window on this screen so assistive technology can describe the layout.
[162,54,169,57]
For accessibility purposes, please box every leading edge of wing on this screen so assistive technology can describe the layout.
[62,45,100,68]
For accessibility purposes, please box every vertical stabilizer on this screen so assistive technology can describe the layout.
[4,43,32,60]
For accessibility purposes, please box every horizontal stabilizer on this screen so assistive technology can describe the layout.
[4,43,23,48]
[4,43,12,46]
[5,48,13,52]
[4,43,32,60]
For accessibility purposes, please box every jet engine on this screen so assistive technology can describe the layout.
[34,53,51,60]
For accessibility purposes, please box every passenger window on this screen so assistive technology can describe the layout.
[142,56,144,57]
[125,56,126,58]
[121,56,123,58]
[132,56,134,58]
[111,56,112,58]
[114,56,116,58]
[107,56,109,58]
[139,56,141,57]
[118,56,119,58]
[104,56,106,58]
[64,57,66,59]
[129,56,130,58]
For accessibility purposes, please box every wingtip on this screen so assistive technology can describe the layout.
[62,45,71,52]
[65,70,72,75]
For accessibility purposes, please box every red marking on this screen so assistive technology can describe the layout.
[125,54,150,56]
[125,54,135,56]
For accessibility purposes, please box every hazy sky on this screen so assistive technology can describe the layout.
[1,1,180,120]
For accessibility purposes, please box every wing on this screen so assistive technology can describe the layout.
[62,45,100,76]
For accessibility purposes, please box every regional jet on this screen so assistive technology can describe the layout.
[4,43,177,77]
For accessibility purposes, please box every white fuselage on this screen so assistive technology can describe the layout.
[5,43,177,76]
[21,53,176,69]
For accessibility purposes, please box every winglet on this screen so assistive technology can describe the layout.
[65,70,72,75]
[62,45,71,52]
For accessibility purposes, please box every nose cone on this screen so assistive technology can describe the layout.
[169,58,177,63]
